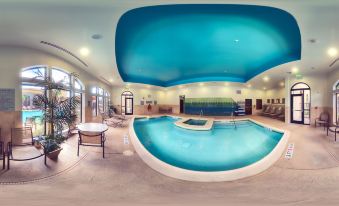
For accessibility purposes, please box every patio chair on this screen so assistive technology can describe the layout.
[278,113,285,121]
[67,122,79,139]
[315,112,330,130]
[269,106,283,118]
[0,128,4,169]
[259,105,271,116]
[327,118,339,141]
[264,106,276,117]
[104,118,125,128]
[7,127,46,169]
[78,131,106,158]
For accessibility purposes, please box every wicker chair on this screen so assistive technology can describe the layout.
[78,131,106,158]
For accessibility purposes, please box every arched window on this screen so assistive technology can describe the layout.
[91,86,111,116]
[21,66,85,135]
[290,82,311,125]
[121,91,133,115]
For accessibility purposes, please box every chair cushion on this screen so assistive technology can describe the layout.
[328,127,339,132]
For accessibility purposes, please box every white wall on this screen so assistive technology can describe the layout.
[0,45,112,110]
[0,46,111,110]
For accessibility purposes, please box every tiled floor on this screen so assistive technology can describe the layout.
[1,115,339,205]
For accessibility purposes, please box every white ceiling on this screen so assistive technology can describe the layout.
[0,0,338,89]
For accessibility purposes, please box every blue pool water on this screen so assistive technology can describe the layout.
[22,110,43,122]
[184,119,207,126]
[133,116,283,171]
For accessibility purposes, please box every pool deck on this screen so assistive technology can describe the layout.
[1,114,339,205]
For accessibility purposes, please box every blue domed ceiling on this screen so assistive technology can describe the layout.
[115,4,301,87]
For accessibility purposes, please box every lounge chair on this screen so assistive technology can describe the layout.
[278,114,285,121]
[269,106,283,118]
[327,118,339,141]
[315,112,329,130]
[104,117,125,128]
[264,106,276,117]
[261,106,271,116]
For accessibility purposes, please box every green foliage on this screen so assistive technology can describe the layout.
[32,72,80,152]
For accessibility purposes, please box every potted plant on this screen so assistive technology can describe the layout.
[32,71,80,159]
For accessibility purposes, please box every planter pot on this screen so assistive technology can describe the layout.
[34,141,42,149]
[46,148,63,160]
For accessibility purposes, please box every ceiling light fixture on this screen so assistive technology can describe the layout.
[280,82,285,87]
[327,47,338,57]
[291,67,299,74]
[263,76,269,82]
[79,47,90,56]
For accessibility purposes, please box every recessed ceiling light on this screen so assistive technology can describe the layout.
[291,67,299,74]
[109,78,114,82]
[308,38,316,43]
[92,34,103,40]
[263,76,269,82]
[79,47,90,56]
[327,47,338,57]
[280,82,285,87]
[263,87,266,90]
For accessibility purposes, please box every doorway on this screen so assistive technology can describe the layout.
[245,99,252,115]
[290,82,311,125]
[121,91,134,115]
[179,95,185,114]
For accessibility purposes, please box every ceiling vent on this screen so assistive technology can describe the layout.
[40,41,88,67]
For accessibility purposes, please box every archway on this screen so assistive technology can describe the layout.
[290,82,311,125]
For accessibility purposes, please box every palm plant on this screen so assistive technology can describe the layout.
[32,71,80,153]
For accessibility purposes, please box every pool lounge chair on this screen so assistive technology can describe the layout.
[260,106,271,116]
[269,106,283,118]
[264,106,276,117]
[327,118,339,141]
[104,117,125,128]
[315,112,329,130]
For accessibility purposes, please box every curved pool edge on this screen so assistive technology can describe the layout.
[129,116,290,182]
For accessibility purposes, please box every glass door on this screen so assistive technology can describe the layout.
[291,94,303,124]
[125,98,133,115]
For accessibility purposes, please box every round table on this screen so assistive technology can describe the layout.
[77,123,109,133]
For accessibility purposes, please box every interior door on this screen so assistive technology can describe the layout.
[256,99,262,110]
[179,96,185,113]
[125,98,133,115]
[245,99,252,115]
[291,94,303,124]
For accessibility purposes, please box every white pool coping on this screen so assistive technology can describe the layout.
[129,116,290,182]
[174,117,214,130]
